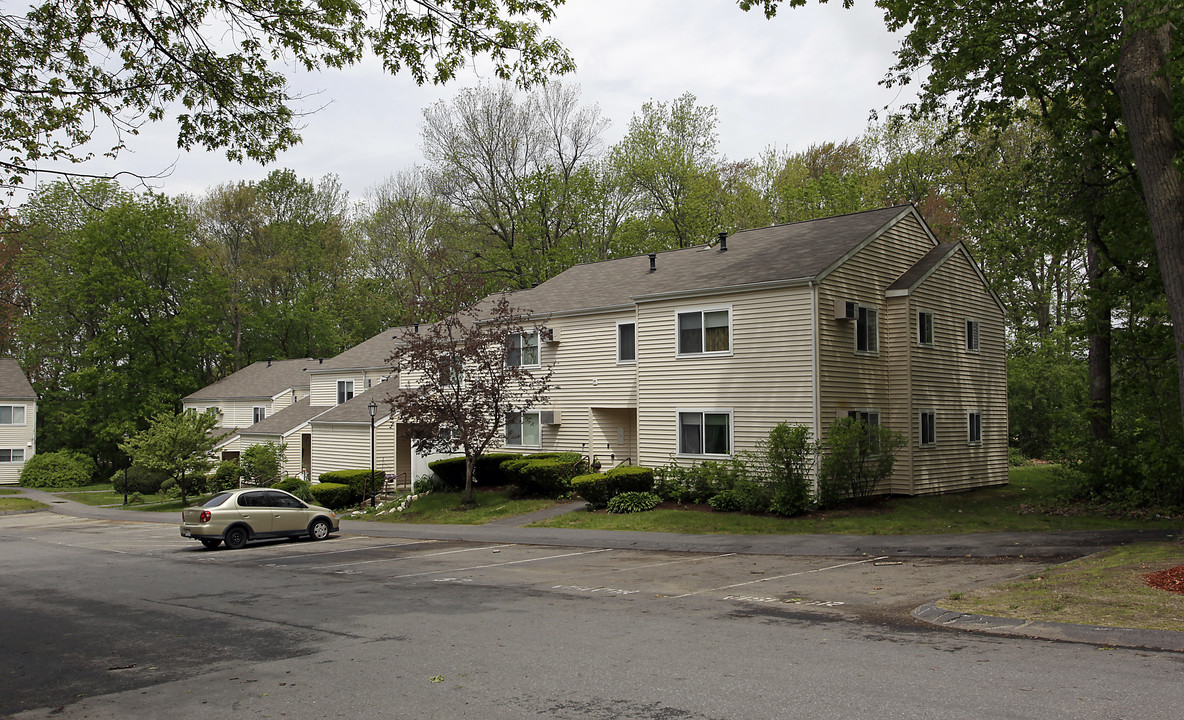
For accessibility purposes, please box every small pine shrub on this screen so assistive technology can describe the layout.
[606,491,661,514]
[20,450,95,488]
[310,482,354,509]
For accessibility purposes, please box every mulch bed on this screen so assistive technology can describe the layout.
[1144,565,1184,595]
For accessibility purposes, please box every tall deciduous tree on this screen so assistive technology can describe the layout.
[387,291,552,504]
[0,0,574,190]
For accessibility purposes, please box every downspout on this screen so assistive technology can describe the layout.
[810,281,821,499]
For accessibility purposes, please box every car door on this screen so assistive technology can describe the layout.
[265,490,311,535]
[235,490,273,535]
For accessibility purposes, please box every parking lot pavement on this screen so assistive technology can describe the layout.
[0,514,1047,622]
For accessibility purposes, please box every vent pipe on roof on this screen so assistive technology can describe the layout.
[648,253,657,272]
[414,323,420,333]
[718,232,727,251]
[267,357,272,367]
[318,358,323,364]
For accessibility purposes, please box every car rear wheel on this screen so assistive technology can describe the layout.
[309,519,331,541]
[200,538,221,550]
[225,526,248,550]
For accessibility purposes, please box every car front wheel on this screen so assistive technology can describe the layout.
[309,519,331,541]
[224,526,248,550]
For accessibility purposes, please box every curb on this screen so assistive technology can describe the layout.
[912,601,1184,653]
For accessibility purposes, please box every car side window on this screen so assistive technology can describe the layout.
[266,491,304,508]
[238,492,266,508]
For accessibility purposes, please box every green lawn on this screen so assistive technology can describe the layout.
[940,542,1184,632]
[353,490,557,525]
[51,484,179,507]
[0,497,46,512]
[0,487,21,495]
[532,465,1183,535]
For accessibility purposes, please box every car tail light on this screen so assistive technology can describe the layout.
[199,510,211,523]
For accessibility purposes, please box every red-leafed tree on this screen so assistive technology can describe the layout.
[387,292,552,505]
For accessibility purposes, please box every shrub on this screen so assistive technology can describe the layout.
[571,465,655,507]
[239,442,285,486]
[19,450,96,488]
[708,479,769,514]
[111,466,170,495]
[818,418,904,508]
[208,461,241,492]
[274,477,314,502]
[571,473,611,506]
[317,469,383,505]
[652,459,744,504]
[310,482,354,509]
[758,423,816,517]
[506,453,586,497]
[428,453,524,490]
[413,474,441,493]
[607,491,661,514]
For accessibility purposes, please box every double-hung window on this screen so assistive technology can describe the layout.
[505,411,541,447]
[856,305,879,354]
[919,409,937,447]
[0,448,25,462]
[337,380,354,405]
[437,355,463,386]
[677,411,731,456]
[847,409,882,452]
[968,411,982,445]
[507,332,540,367]
[253,407,266,424]
[965,319,980,352]
[0,405,26,424]
[917,310,934,347]
[677,308,730,355]
[617,322,636,363]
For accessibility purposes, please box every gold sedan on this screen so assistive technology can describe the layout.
[180,488,339,550]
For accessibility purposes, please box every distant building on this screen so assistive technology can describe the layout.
[0,359,37,483]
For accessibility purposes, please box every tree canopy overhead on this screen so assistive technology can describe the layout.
[0,0,574,190]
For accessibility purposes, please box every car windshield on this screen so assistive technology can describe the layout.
[202,493,233,508]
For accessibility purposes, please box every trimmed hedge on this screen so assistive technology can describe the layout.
[428,453,523,490]
[317,469,383,504]
[310,482,353,509]
[571,465,655,507]
[19,450,96,488]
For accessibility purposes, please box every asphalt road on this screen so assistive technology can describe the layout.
[2,513,1181,719]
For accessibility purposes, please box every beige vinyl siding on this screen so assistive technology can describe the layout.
[817,216,934,437]
[184,400,267,431]
[0,400,34,482]
[885,295,914,493]
[239,433,304,478]
[309,369,391,407]
[309,421,398,479]
[635,285,815,466]
[901,251,1008,494]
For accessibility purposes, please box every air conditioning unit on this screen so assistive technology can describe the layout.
[539,409,562,425]
[539,327,560,343]
[834,299,857,320]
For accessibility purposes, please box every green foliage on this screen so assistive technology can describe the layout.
[111,466,170,495]
[309,482,354,510]
[1059,436,1184,511]
[606,491,661,514]
[819,418,905,508]
[239,442,285,487]
[209,461,241,492]
[503,452,586,497]
[708,480,770,514]
[317,469,383,504]
[428,453,523,490]
[274,477,314,503]
[19,450,96,488]
[756,423,816,517]
[120,408,221,504]
[652,459,747,505]
[571,465,655,508]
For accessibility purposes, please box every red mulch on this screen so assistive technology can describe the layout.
[1144,565,1184,595]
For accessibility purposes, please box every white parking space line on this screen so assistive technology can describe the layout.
[309,543,518,570]
[541,552,738,582]
[388,548,613,579]
[669,556,889,599]
[255,539,440,563]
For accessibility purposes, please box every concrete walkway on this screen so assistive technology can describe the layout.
[5,486,1183,652]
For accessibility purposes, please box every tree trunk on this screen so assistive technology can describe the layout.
[1115,2,1184,437]
[463,453,475,505]
[1085,234,1113,443]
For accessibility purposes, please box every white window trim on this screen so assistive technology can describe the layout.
[337,380,354,405]
[916,309,935,348]
[967,410,983,446]
[675,408,733,458]
[964,318,981,354]
[0,448,25,462]
[507,331,542,369]
[675,305,733,358]
[919,409,937,447]
[0,404,27,425]
[854,303,880,356]
[616,321,637,365]
[505,410,542,448]
[846,408,882,426]
[253,406,267,424]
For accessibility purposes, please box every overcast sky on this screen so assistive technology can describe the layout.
[41,0,919,204]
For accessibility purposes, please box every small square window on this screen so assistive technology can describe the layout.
[965,319,980,352]
[505,411,540,447]
[677,309,730,355]
[917,311,934,346]
[507,332,540,367]
[968,411,982,445]
[678,411,731,455]
[920,410,936,446]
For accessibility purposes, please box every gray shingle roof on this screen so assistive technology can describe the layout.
[184,359,311,402]
[311,327,410,372]
[0,359,35,400]
[506,205,914,315]
[240,397,325,436]
[887,242,963,293]
[310,384,402,424]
